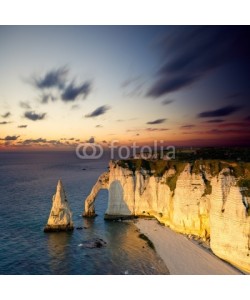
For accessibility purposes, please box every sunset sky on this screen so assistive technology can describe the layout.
[0,25,250,150]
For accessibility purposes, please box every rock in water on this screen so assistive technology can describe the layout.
[44,179,74,232]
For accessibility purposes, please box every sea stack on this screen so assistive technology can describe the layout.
[44,179,74,232]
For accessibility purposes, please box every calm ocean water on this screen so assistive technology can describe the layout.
[0,151,168,275]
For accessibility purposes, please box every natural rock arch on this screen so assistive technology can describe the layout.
[83,172,109,217]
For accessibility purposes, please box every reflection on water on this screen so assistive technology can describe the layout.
[47,232,73,274]
[0,152,169,275]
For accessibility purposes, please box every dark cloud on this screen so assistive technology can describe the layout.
[145,128,169,131]
[40,93,56,104]
[146,118,166,125]
[183,129,250,136]
[85,105,111,118]
[18,125,28,128]
[0,121,10,125]
[24,111,46,121]
[218,122,248,128]
[47,140,63,145]
[30,66,92,103]
[61,81,91,102]
[0,135,19,141]
[161,99,175,105]
[69,138,75,140]
[203,119,225,123]
[20,101,31,109]
[197,105,242,118]
[22,138,47,145]
[86,137,95,143]
[245,116,250,121]
[180,124,195,129]
[71,104,80,110]
[148,75,198,97]
[96,124,103,128]
[33,66,68,90]
[225,93,243,100]
[147,26,250,97]
[1,112,11,118]
[121,76,145,97]
[102,140,107,143]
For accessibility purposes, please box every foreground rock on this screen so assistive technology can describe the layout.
[83,159,250,272]
[44,179,74,232]
[78,238,107,249]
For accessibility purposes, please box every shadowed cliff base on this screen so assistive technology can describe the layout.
[44,224,74,232]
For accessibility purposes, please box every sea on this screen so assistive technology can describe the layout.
[0,151,169,275]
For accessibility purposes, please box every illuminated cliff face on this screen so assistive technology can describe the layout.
[83,160,250,272]
[44,180,74,232]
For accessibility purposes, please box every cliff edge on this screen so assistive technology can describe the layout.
[83,159,250,272]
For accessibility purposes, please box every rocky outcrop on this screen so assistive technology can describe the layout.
[83,172,109,217]
[83,160,250,272]
[44,179,74,232]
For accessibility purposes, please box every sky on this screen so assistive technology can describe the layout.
[0,25,250,150]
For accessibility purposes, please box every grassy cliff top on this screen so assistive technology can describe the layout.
[115,159,250,194]
[116,159,250,177]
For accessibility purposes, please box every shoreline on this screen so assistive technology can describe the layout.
[134,218,243,275]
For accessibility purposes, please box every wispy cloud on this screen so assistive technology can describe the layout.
[85,105,111,118]
[183,129,250,135]
[0,135,19,141]
[203,119,225,123]
[147,27,250,97]
[22,138,47,144]
[30,66,92,103]
[1,112,11,118]
[218,122,248,128]
[225,93,242,99]
[18,125,28,128]
[145,128,169,131]
[24,111,46,121]
[32,66,68,90]
[161,99,175,105]
[40,93,56,104]
[197,105,242,118]
[0,121,11,125]
[20,101,31,109]
[146,118,166,125]
[148,75,197,97]
[121,76,145,97]
[180,124,195,129]
[61,81,91,102]
[96,124,103,128]
[86,137,95,143]
[71,104,80,110]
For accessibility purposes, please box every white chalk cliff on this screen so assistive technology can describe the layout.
[83,160,250,272]
[44,179,74,232]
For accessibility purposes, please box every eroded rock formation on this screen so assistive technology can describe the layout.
[83,172,109,217]
[44,179,74,232]
[83,160,250,272]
